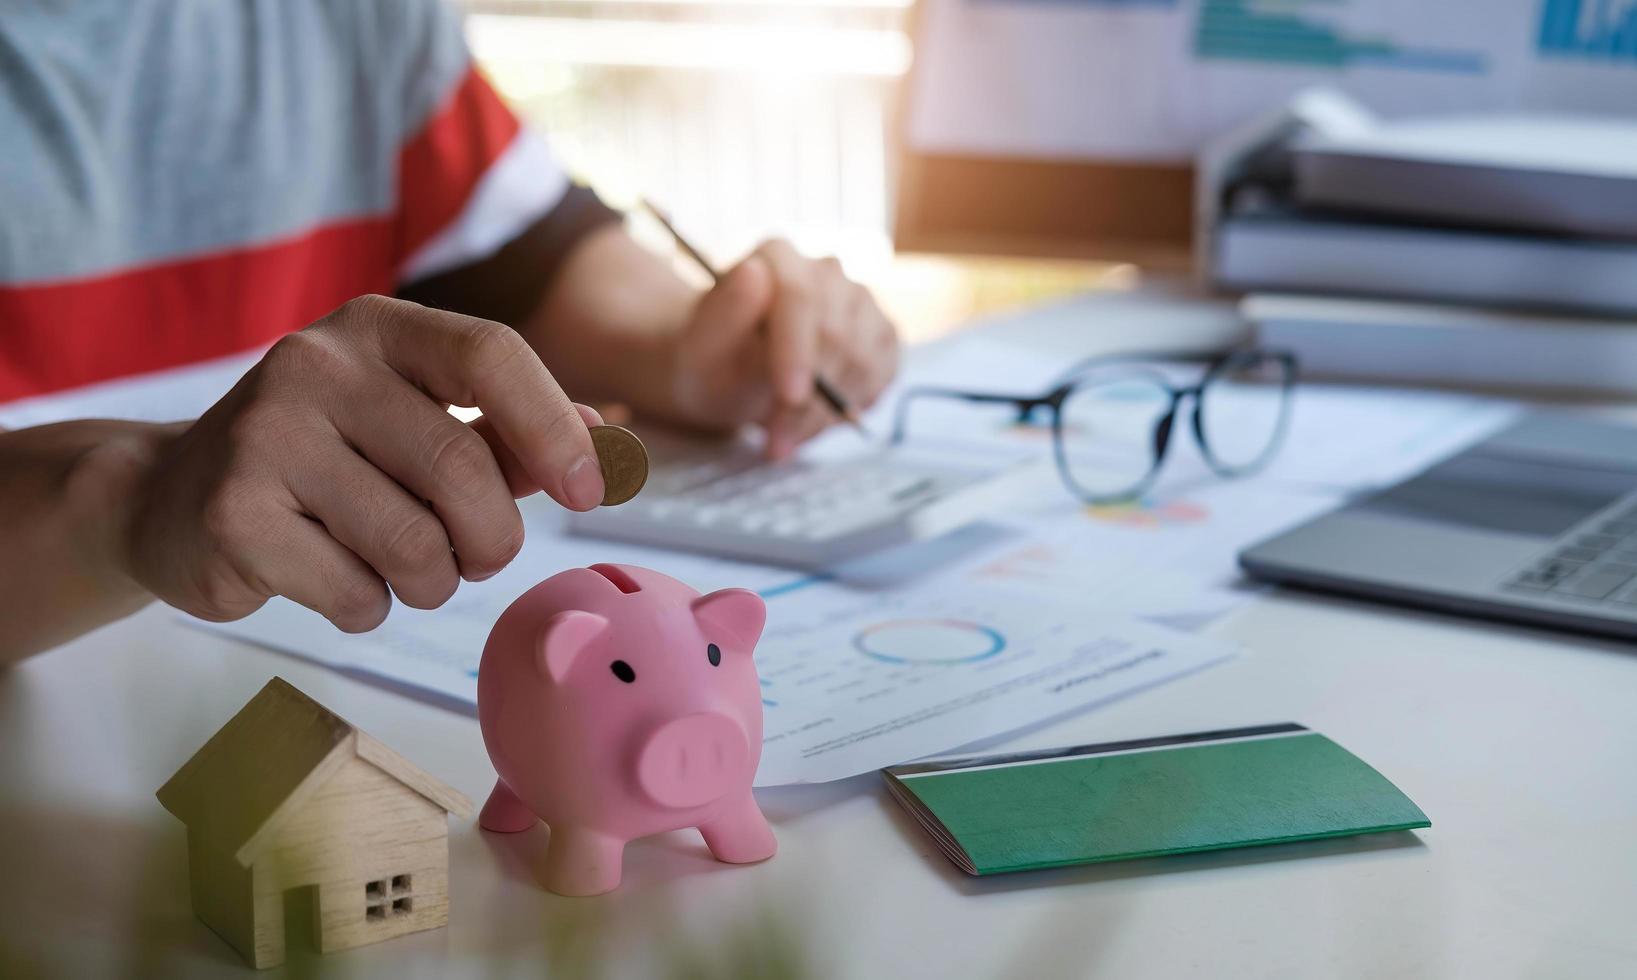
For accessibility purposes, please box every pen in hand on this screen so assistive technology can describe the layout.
[640,198,870,439]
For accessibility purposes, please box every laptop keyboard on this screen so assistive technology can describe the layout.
[1507,511,1637,602]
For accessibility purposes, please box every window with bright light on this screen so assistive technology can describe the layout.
[463,0,912,279]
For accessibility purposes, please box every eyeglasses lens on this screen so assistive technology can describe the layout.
[1056,375,1174,500]
[1197,352,1292,475]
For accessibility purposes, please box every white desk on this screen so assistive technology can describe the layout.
[4,287,1636,978]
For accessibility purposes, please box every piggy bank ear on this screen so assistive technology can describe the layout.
[536,610,610,684]
[690,588,767,653]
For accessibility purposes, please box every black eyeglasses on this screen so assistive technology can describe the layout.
[890,348,1298,504]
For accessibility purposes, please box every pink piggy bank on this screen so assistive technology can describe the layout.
[476,563,775,895]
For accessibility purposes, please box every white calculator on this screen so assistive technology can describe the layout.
[565,431,1041,568]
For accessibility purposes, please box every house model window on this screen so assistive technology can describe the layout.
[365,875,414,921]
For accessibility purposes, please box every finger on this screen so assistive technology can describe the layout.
[803,277,881,432]
[813,269,853,382]
[286,442,463,609]
[814,285,895,412]
[680,257,776,425]
[240,511,392,633]
[754,241,822,407]
[763,401,831,460]
[824,295,869,398]
[829,350,873,418]
[332,373,526,581]
[813,328,852,413]
[473,402,603,500]
[688,256,774,362]
[839,288,900,410]
[335,296,604,512]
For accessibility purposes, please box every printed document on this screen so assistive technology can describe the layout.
[195,501,1236,785]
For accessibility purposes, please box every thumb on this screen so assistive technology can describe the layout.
[688,255,774,357]
[471,403,604,499]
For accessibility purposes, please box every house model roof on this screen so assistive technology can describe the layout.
[157,677,473,866]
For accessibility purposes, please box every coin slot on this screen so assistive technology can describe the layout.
[590,563,642,593]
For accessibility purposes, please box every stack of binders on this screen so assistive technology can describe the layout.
[1207,102,1637,394]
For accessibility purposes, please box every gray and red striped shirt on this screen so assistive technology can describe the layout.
[0,0,598,402]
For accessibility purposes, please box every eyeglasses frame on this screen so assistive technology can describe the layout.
[889,348,1298,504]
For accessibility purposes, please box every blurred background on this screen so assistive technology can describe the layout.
[460,0,1127,342]
[461,0,1637,363]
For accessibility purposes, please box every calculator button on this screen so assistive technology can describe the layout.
[770,518,808,537]
[640,501,682,521]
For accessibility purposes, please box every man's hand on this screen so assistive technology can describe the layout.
[124,295,605,633]
[661,241,899,458]
[522,229,901,461]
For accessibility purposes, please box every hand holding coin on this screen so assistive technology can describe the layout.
[589,425,648,506]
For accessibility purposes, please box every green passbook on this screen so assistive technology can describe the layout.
[883,723,1429,875]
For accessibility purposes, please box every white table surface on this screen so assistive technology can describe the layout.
[4,285,1636,979]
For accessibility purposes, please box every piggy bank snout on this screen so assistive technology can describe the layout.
[635,713,751,809]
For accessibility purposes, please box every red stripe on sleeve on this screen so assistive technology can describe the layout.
[0,218,395,402]
[393,67,522,270]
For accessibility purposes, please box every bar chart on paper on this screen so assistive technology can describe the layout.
[1194,0,1488,72]
[1539,0,1637,62]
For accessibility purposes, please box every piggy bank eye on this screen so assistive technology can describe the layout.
[706,643,721,667]
[610,660,636,683]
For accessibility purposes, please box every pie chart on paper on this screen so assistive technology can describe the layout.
[853,619,1007,666]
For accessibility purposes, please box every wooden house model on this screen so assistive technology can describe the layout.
[158,677,473,969]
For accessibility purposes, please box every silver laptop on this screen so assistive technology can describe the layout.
[1240,414,1637,641]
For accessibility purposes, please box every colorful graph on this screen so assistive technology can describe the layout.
[1194,0,1487,73]
[853,619,1006,666]
[1539,0,1637,61]
[974,544,1064,586]
[1084,496,1209,528]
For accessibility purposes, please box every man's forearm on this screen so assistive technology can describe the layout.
[0,420,170,661]
[520,223,703,421]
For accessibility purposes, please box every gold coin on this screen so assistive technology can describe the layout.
[589,424,648,506]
